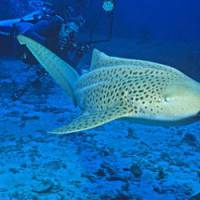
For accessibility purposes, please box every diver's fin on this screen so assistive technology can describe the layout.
[50,107,129,134]
[17,35,80,103]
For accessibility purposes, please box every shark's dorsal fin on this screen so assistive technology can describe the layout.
[90,49,110,70]
[90,49,179,73]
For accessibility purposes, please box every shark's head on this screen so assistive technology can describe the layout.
[159,77,200,123]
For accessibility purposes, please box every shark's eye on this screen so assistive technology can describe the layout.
[164,96,171,103]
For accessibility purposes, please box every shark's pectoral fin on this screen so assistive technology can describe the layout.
[50,107,130,134]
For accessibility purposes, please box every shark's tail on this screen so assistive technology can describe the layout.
[17,35,80,103]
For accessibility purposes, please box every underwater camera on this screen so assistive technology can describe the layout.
[102,0,115,12]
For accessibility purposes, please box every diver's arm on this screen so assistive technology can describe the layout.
[23,30,46,45]
[20,11,44,24]
[22,19,51,45]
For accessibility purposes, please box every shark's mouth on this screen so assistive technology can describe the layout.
[127,111,200,127]
[176,111,200,125]
[193,111,200,120]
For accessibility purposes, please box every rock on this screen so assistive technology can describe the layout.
[9,190,38,200]
[101,163,116,176]
[57,118,65,123]
[156,167,167,180]
[153,184,165,194]
[113,193,132,200]
[197,171,200,182]
[21,115,40,122]
[106,176,128,183]
[32,180,53,194]
[126,128,137,139]
[38,193,64,200]
[130,163,142,178]
[189,193,200,200]
[5,111,20,117]
[9,168,20,174]
[81,173,96,182]
[100,193,132,200]
[160,152,172,162]
[42,160,66,170]
[182,133,199,146]
[95,169,106,177]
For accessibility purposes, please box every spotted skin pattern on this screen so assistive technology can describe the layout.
[76,66,179,115]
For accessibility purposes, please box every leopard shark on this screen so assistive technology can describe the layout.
[17,35,200,134]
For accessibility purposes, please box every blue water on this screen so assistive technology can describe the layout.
[0,1,200,200]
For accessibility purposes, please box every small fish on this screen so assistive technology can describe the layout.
[17,35,200,134]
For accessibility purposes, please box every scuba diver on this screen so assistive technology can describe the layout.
[0,0,116,68]
[15,1,64,64]
[15,0,87,67]
[0,0,87,67]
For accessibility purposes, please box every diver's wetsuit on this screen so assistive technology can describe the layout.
[15,12,64,64]
[22,14,64,49]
